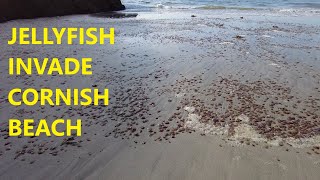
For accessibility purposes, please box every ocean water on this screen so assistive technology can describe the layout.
[122,0,320,11]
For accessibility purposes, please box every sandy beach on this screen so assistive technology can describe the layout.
[0,7,320,180]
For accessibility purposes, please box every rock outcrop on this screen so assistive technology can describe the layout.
[0,0,125,23]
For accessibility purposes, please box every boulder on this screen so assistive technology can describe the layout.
[0,0,125,23]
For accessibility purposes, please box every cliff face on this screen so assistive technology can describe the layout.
[0,0,125,22]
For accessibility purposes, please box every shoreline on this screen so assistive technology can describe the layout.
[0,7,320,180]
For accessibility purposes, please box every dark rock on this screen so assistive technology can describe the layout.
[92,12,137,18]
[0,0,125,23]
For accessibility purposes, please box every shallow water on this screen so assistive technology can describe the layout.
[121,0,320,21]
[122,0,320,10]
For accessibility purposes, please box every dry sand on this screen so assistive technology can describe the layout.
[0,9,320,180]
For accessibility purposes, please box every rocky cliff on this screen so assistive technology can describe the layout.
[0,0,125,22]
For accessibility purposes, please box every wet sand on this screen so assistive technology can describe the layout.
[0,9,320,180]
